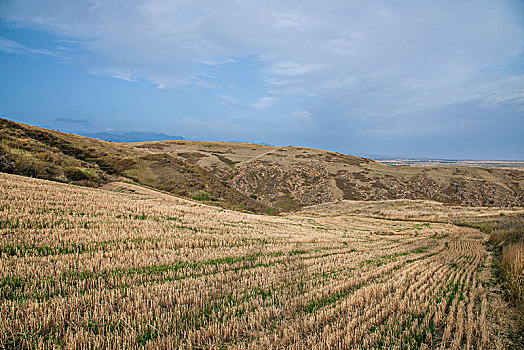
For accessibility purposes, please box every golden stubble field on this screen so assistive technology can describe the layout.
[0,172,518,349]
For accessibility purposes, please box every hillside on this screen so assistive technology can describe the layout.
[1,118,523,212]
[0,118,271,214]
[134,140,524,209]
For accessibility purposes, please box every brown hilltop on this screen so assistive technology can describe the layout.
[128,136,524,209]
[1,117,523,212]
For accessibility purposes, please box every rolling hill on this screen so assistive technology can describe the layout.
[0,118,270,214]
[134,140,524,208]
[1,117,523,212]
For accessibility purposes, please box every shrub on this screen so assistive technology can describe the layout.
[192,192,212,201]
[65,167,90,181]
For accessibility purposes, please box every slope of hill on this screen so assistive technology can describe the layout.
[0,118,271,214]
[1,117,523,211]
[134,140,524,209]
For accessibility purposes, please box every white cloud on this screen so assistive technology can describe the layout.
[1,0,523,117]
[0,36,58,56]
[90,69,139,82]
[264,11,310,29]
[265,60,322,77]
[202,58,238,66]
[252,97,280,109]
[215,94,239,107]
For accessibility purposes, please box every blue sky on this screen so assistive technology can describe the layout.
[1,0,523,159]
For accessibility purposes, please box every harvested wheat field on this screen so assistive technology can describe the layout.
[0,172,519,349]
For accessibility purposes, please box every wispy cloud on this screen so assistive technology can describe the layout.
[1,1,522,117]
[252,97,280,109]
[265,60,322,77]
[215,94,239,107]
[90,69,139,82]
[202,58,238,66]
[264,11,310,30]
[0,36,58,57]
[1,0,523,158]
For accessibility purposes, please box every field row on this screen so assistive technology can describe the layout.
[0,173,498,349]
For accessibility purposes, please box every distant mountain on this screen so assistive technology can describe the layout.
[355,153,404,160]
[82,131,184,143]
[222,140,275,147]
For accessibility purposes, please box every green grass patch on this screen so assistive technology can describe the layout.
[192,192,212,201]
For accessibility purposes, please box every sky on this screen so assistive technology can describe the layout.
[1,0,523,160]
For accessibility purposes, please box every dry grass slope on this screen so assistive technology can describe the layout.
[2,117,523,215]
[0,172,518,349]
[134,139,524,209]
[453,214,524,339]
[0,118,272,214]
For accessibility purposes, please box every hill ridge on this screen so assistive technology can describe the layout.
[1,117,523,211]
